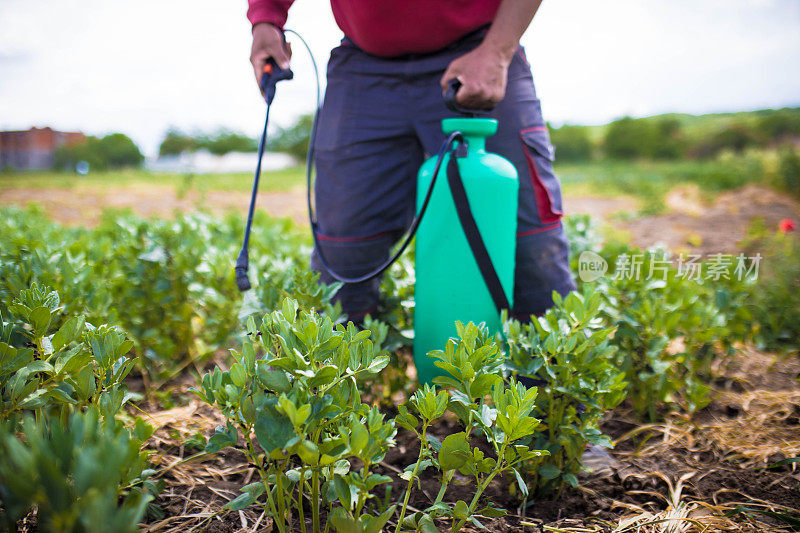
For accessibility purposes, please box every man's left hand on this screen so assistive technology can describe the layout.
[440,43,513,111]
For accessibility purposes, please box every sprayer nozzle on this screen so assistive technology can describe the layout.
[235,266,252,292]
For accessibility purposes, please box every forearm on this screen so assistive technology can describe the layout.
[481,0,543,61]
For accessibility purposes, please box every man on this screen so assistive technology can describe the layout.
[247,0,576,322]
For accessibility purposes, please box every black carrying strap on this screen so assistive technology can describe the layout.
[445,153,511,313]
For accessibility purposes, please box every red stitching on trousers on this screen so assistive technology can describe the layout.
[315,231,393,243]
[516,221,562,237]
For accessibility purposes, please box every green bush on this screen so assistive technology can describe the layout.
[603,117,685,160]
[742,222,800,350]
[158,130,199,156]
[1,285,139,424]
[0,207,309,386]
[55,133,144,171]
[690,122,762,159]
[650,118,686,159]
[202,131,258,155]
[421,322,546,530]
[549,125,593,162]
[268,114,313,160]
[0,408,156,532]
[596,248,736,420]
[603,117,652,159]
[157,129,257,156]
[194,298,550,533]
[778,147,800,197]
[756,108,800,140]
[193,298,397,533]
[505,288,626,497]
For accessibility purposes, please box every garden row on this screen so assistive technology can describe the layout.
[0,206,796,531]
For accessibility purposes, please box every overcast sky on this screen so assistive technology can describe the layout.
[1,0,799,157]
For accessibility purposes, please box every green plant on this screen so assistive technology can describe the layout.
[603,117,687,160]
[396,322,546,532]
[158,129,200,156]
[192,298,395,533]
[691,122,762,159]
[0,407,156,532]
[1,285,138,424]
[268,114,314,160]
[596,247,732,419]
[741,222,800,350]
[756,108,800,140]
[505,288,627,497]
[778,146,800,197]
[549,125,593,162]
[0,207,311,388]
[55,133,144,171]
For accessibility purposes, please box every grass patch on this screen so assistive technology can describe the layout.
[0,166,306,193]
[555,157,763,214]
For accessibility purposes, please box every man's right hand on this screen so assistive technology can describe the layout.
[250,22,291,88]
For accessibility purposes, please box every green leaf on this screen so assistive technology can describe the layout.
[26,360,54,374]
[254,411,295,453]
[29,306,52,336]
[513,468,529,497]
[239,481,266,498]
[205,422,238,453]
[229,363,246,388]
[259,369,291,393]
[364,504,396,533]
[477,506,506,518]
[224,493,255,511]
[297,440,320,465]
[350,421,368,454]
[365,355,389,373]
[439,432,471,472]
[509,417,539,441]
[426,434,442,453]
[453,500,469,520]
[538,464,561,480]
[308,365,338,387]
[333,475,355,510]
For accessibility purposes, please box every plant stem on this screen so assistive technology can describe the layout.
[434,470,454,504]
[394,426,428,533]
[355,460,371,519]
[299,466,307,533]
[245,434,285,533]
[451,443,507,533]
[311,468,321,533]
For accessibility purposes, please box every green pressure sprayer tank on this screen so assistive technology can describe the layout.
[414,117,519,384]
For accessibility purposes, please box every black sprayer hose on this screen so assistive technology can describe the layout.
[286,29,464,285]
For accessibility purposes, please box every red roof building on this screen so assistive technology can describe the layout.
[0,127,85,170]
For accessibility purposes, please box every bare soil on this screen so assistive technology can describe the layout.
[624,184,800,255]
[0,185,308,226]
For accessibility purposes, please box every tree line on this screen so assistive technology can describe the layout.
[550,107,800,162]
[54,107,800,177]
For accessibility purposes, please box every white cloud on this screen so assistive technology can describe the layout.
[1,0,798,156]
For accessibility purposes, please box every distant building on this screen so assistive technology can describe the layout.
[146,149,296,174]
[0,127,86,171]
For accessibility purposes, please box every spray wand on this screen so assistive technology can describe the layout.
[234,59,293,292]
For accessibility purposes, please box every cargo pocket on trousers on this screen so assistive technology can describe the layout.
[519,127,563,225]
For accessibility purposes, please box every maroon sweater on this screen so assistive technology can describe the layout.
[247,0,501,57]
